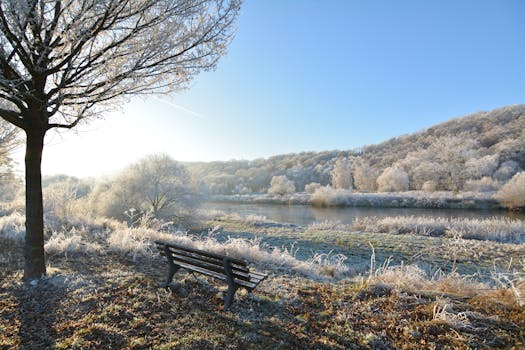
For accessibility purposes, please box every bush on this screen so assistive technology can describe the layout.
[421,181,437,192]
[463,177,501,193]
[304,182,321,194]
[0,212,25,242]
[311,186,351,207]
[268,175,295,195]
[496,172,525,209]
[377,167,409,192]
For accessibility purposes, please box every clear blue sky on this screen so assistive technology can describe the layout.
[15,0,525,177]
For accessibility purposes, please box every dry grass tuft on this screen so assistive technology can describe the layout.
[0,212,25,242]
[352,215,525,243]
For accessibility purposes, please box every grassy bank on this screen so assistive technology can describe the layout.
[209,191,502,210]
[1,212,524,349]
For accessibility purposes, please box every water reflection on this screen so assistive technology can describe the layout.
[203,202,525,227]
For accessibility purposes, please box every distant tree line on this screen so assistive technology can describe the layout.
[186,105,525,196]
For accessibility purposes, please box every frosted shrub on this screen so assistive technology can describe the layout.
[304,182,321,194]
[310,251,349,277]
[268,175,295,196]
[43,181,79,218]
[369,264,429,291]
[45,229,101,256]
[306,220,348,232]
[311,186,351,207]
[463,177,500,192]
[243,214,269,224]
[367,262,489,297]
[352,215,525,243]
[108,227,154,260]
[377,167,409,192]
[0,212,25,242]
[421,180,437,192]
[496,172,525,210]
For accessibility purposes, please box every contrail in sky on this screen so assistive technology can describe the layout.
[153,96,204,119]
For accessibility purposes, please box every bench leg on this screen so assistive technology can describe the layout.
[224,285,238,310]
[162,246,180,289]
[162,264,180,289]
[223,257,238,309]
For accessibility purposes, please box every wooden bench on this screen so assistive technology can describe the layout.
[154,240,267,309]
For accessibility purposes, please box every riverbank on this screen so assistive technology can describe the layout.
[210,191,503,210]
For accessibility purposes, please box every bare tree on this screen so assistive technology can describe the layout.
[0,0,241,280]
[93,153,193,221]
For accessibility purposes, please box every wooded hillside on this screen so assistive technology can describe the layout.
[186,105,525,194]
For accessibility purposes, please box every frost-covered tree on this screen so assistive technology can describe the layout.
[331,157,353,190]
[464,154,499,180]
[377,166,409,192]
[411,161,441,190]
[235,166,270,193]
[496,172,525,209]
[0,0,241,280]
[352,160,377,192]
[268,175,295,196]
[493,160,521,182]
[428,136,479,191]
[93,154,193,221]
[285,165,315,192]
[463,177,500,193]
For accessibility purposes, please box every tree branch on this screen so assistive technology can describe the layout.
[0,108,24,129]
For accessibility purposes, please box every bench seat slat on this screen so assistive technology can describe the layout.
[167,252,256,282]
[158,246,250,274]
[173,260,259,290]
[155,241,246,265]
[161,249,265,284]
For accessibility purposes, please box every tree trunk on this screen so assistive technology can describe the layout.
[24,128,46,280]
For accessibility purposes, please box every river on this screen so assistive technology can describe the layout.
[203,201,525,227]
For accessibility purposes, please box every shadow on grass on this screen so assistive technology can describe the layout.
[14,279,61,349]
[119,254,339,349]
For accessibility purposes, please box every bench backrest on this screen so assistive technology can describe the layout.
[154,240,254,283]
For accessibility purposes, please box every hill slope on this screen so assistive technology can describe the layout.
[186,105,525,194]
